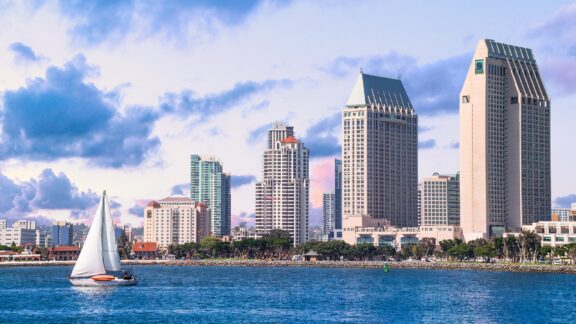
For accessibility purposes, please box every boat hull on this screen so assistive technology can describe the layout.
[70,278,137,287]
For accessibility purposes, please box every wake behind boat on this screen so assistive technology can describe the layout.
[70,191,137,287]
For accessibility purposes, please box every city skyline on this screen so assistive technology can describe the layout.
[0,1,574,230]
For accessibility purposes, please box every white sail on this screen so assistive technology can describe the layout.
[70,194,106,277]
[102,191,121,272]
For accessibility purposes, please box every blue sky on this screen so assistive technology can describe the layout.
[0,0,575,227]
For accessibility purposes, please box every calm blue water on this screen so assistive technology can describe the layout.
[0,265,575,323]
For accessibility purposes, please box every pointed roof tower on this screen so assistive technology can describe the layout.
[345,72,413,110]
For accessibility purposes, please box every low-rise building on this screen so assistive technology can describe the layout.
[133,242,158,259]
[342,215,462,248]
[50,246,80,261]
[231,227,260,241]
[524,221,576,247]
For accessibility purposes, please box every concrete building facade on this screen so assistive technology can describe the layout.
[255,122,310,246]
[190,155,231,237]
[334,159,342,230]
[460,39,551,240]
[342,72,418,228]
[143,197,211,249]
[421,173,460,226]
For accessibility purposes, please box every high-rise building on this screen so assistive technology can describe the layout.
[460,39,551,240]
[342,72,418,228]
[12,220,36,230]
[52,222,73,247]
[143,197,211,249]
[421,173,460,226]
[334,159,342,230]
[323,192,335,234]
[190,155,231,237]
[551,208,571,222]
[255,122,310,246]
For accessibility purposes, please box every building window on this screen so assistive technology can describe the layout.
[462,95,470,104]
[475,59,484,74]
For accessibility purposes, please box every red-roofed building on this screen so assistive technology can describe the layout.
[133,242,158,260]
[280,136,299,144]
[50,245,80,261]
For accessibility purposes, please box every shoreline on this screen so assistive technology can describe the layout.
[1,259,576,274]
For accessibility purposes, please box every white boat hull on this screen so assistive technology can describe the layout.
[70,278,137,287]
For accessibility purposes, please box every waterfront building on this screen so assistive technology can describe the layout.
[35,230,47,247]
[190,155,231,237]
[342,215,462,248]
[52,222,73,247]
[460,39,551,240]
[255,122,310,246]
[12,220,36,230]
[132,242,158,259]
[323,192,336,235]
[231,226,259,241]
[551,209,571,222]
[417,184,422,226]
[421,173,460,226]
[522,221,576,247]
[143,197,211,249]
[334,159,342,230]
[0,220,6,229]
[342,72,418,229]
[124,225,134,242]
[0,225,36,246]
[49,246,79,261]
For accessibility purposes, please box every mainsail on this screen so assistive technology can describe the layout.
[71,191,121,278]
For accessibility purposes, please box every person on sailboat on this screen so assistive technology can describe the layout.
[122,270,132,280]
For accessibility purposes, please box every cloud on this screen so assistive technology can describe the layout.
[0,54,161,168]
[231,175,256,188]
[554,194,576,208]
[449,141,459,149]
[128,204,144,217]
[323,52,470,115]
[0,169,100,220]
[418,139,436,150]
[171,183,188,195]
[232,212,255,227]
[528,3,576,94]
[247,122,272,145]
[110,200,122,208]
[9,42,42,64]
[159,79,292,119]
[302,112,341,159]
[32,169,99,210]
[57,0,281,46]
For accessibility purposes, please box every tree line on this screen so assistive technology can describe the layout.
[166,229,576,264]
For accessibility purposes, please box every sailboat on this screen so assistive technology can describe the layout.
[70,191,137,286]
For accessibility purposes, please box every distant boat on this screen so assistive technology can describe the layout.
[70,191,137,286]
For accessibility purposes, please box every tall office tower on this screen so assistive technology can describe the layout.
[52,221,73,247]
[323,192,336,234]
[255,123,310,246]
[421,173,460,226]
[190,155,231,237]
[143,197,211,248]
[334,159,342,230]
[342,72,418,227]
[460,39,551,240]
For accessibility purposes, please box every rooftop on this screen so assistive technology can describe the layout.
[133,242,158,252]
[280,136,299,144]
[51,246,79,252]
[346,72,412,109]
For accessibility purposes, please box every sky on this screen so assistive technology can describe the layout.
[0,0,575,228]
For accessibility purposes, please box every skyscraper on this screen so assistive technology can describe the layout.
[52,221,73,247]
[421,173,460,226]
[334,159,342,230]
[255,122,310,246]
[323,192,335,235]
[190,155,231,237]
[342,72,418,227]
[460,39,551,240]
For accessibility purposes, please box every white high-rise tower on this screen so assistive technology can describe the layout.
[255,123,310,246]
[460,39,551,240]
